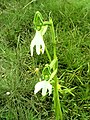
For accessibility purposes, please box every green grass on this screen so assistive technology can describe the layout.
[0,0,90,119]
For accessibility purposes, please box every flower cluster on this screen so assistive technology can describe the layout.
[30,12,52,96]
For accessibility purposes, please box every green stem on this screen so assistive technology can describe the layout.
[50,18,56,59]
[50,18,63,120]
[54,76,62,120]
[45,46,52,63]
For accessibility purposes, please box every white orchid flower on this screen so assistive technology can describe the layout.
[30,26,48,56]
[34,80,52,96]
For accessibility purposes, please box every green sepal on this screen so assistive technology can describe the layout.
[33,11,43,30]
[49,69,57,81]
[50,58,57,69]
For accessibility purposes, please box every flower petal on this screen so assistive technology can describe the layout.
[42,81,48,96]
[30,30,45,56]
[36,44,40,55]
[30,35,36,56]
[41,40,45,54]
[47,83,52,95]
[34,81,52,96]
[34,81,45,94]
[42,81,52,96]
[30,43,34,56]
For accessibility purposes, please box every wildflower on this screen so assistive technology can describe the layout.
[34,80,52,96]
[30,30,45,56]
[30,25,48,56]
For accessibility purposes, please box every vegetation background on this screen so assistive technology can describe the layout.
[0,0,90,119]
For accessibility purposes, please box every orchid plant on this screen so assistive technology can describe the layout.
[30,11,62,120]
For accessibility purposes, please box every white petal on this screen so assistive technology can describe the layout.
[30,36,36,56]
[34,81,52,96]
[30,43,34,56]
[34,81,45,94]
[42,81,52,96]
[36,44,40,55]
[42,81,48,96]
[41,40,45,54]
[35,31,44,55]
[42,87,47,96]
[47,83,52,95]
[30,30,45,56]
[43,81,52,95]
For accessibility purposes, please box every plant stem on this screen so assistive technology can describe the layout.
[45,46,52,63]
[50,18,56,59]
[50,18,63,120]
[54,76,62,120]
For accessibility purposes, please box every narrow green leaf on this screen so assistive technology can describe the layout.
[50,58,57,69]
[49,69,57,81]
